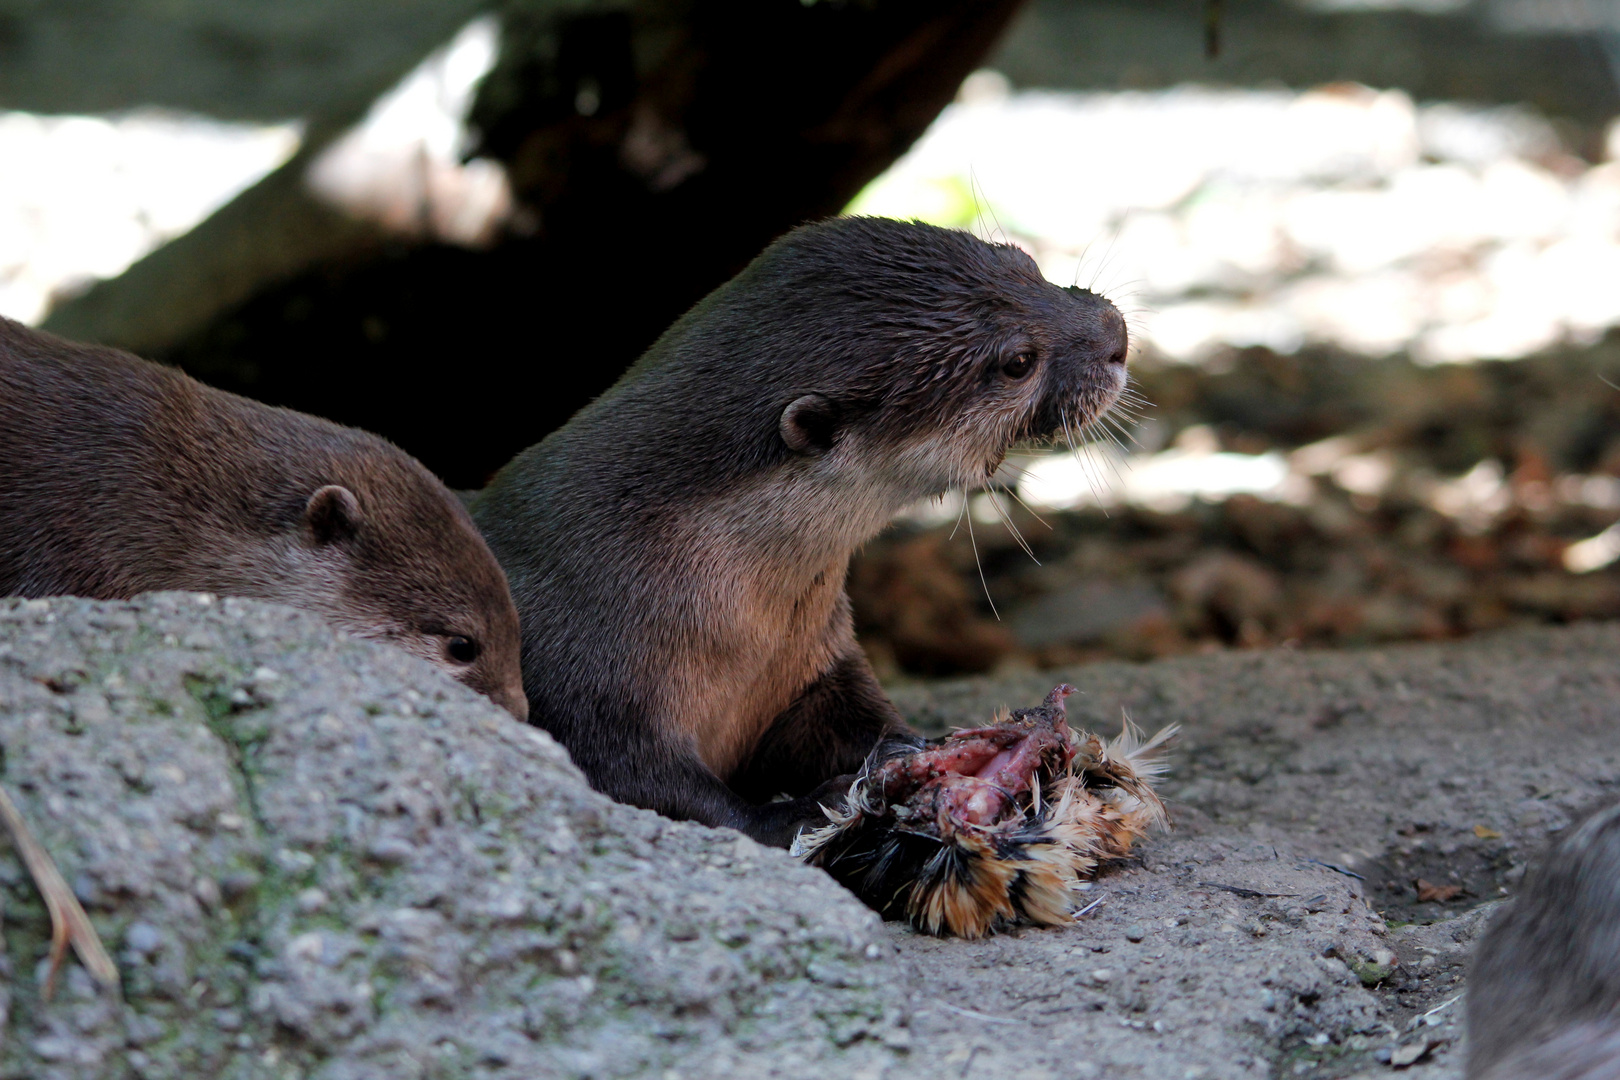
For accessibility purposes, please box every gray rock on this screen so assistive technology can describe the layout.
[0,593,904,1079]
[4,593,1617,1080]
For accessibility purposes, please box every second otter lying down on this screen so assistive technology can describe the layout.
[1468,801,1620,1080]
[474,217,1129,844]
[0,317,526,719]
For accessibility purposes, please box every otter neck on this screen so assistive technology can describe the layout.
[725,457,946,587]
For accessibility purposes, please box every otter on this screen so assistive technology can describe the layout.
[1467,801,1620,1080]
[0,317,527,720]
[472,217,1128,845]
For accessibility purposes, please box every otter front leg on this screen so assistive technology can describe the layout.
[729,649,922,807]
[551,699,845,849]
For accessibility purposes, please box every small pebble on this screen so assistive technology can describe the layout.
[1390,1042,1431,1066]
[1125,925,1147,942]
[366,837,414,865]
[124,922,161,956]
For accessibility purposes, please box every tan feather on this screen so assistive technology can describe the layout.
[793,688,1179,937]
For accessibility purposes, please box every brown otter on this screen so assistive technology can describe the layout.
[0,317,527,720]
[472,217,1128,845]
[1467,801,1620,1080]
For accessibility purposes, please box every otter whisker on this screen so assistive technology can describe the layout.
[1099,410,1144,450]
[963,494,1000,620]
[1092,421,1133,472]
[1072,234,1098,288]
[991,468,1054,532]
[1086,212,1132,294]
[1062,406,1113,513]
[969,169,1008,247]
[1078,418,1128,488]
[983,480,1039,565]
[1008,486,1056,531]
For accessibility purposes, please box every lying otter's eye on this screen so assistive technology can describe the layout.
[445,636,480,664]
[1001,352,1035,380]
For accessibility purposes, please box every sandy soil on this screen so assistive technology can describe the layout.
[876,621,1620,1080]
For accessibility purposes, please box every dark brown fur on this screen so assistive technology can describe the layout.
[1468,801,1620,1080]
[0,317,526,719]
[473,217,1127,844]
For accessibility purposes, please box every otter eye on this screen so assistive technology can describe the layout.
[445,636,480,664]
[1001,352,1035,380]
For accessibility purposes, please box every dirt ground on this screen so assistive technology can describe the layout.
[871,620,1620,1080]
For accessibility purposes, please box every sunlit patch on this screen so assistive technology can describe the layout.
[848,78,1620,365]
[0,16,509,327]
[0,111,300,323]
[1016,425,1297,512]
[305,16,511,246]
[1565,523,1620,573]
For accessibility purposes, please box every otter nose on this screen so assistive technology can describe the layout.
[1100,307,1129,367]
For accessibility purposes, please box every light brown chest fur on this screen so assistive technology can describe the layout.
[661,550,849,778]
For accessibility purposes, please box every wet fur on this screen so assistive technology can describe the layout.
[473,217,1127,844]
[1468,801,1620,1080]
[0,317,527,717]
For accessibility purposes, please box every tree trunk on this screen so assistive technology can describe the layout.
[53,0,1026,487]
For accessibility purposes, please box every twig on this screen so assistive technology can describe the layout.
[1200,882,1297,899]
[0,784,120,997]
[1304,859,1366,881]
[931,1000,1020,1024]
[1410,993,1463,1030]
[1074,895,1107,918]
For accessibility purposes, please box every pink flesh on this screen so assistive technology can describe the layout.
[935,775,1008,826]
[876,685,1080,829]
[976,746,1019,780]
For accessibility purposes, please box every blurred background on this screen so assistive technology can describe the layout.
[4,0,1619,680]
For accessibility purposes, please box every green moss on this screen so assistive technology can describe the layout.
[184,673,238,723]
[1348,959,1394,987]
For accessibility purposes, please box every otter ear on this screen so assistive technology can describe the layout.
[304,485,363,546]
[780,394,839,455]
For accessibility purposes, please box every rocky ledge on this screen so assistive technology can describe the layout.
[0,593,1616,1079]
[0,594,901,1080]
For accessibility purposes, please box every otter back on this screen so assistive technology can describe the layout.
[0,317,526,719]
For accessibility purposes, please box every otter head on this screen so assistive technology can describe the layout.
[296,466,527,721]
[667,217,1128,530]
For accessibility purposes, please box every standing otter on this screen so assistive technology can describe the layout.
[0,317,527,720]
[473,217,1128,844]
[1467,801,1620,1080]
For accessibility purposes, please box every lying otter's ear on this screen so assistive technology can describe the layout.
[304,485,363,545]
[780,394,839,454]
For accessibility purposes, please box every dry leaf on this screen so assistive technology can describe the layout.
[1473,825,1502,839]
[1415,878,1464,902]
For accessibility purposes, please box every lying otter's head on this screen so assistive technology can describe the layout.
[642,217,1129,511]
[286,456,526,721]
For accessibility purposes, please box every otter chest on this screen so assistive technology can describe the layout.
[666,560,848,779]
